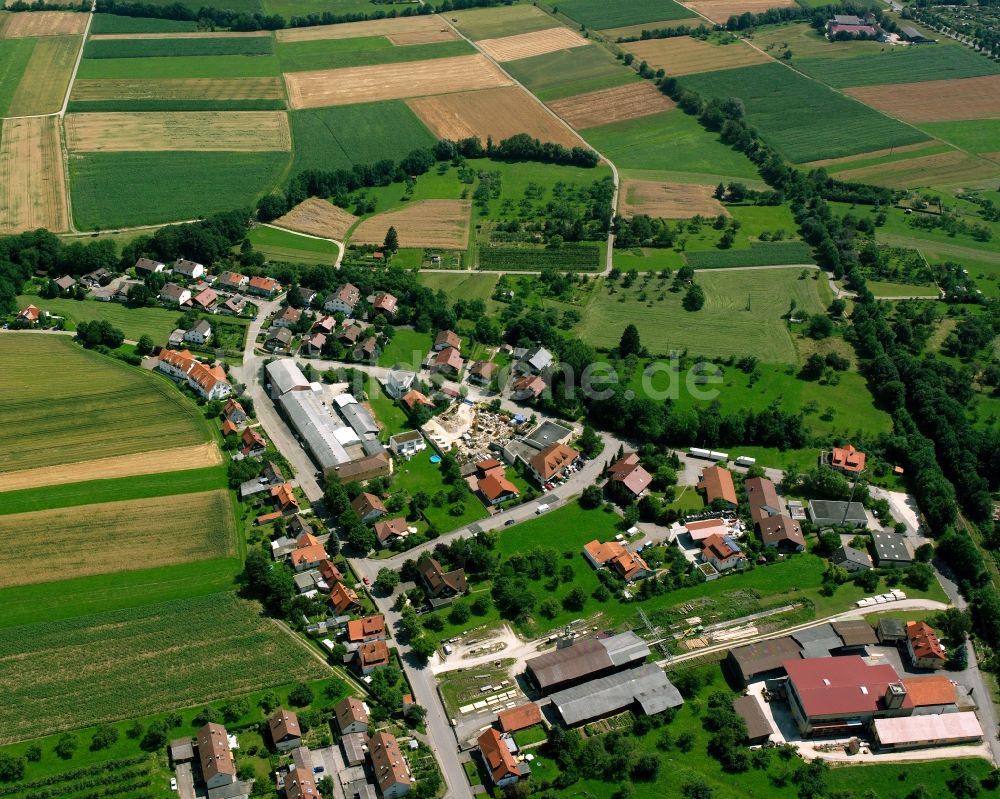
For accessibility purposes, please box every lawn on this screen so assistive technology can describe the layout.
[794,43,1000,88]
[920,118,1000,154]
[685,242,815,267]
[575,269,829,363]
[583,109,762,181]
[247,225,340,264]
[289,100,437,175]
[504,44,638,101]
[611,246,686,272]
[89,13,200,33]
[83,36,275,59]
[866,280,940,298]
[76,53,282,79]
[15,293,182,340]
[368,385,411,438]
[391,450,489,532]
[554,0,692,28]
[0,335,210,474]
[0,37,35,117]
[417,271,499,301]
[70,151,289,229]
[679,62,929,163]
[377,326,434,369]
[449,4,559,39]
[277,36,473,71]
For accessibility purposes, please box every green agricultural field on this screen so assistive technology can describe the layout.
[584,110,762,180]
[89,13,200,33]
[866,280,940,298]
[77,53,282,79]
[0,335,210,474]
[289,101,437,174]
[0,466,226,516]
[14,294,182,340]
[611,246,685,272]
[0,592,327,743]
[70,151,289,229]
[449,4,559,39]
[504,45,638,101]
[680,62,929,163]
[575,269,828,362]
[794,43,1000,88]
[554,0,691,28]
[685,242,815,267]
[131,0,261,9]
[750,22,878,59]
[417,271,498,301]
[920,119,1000,154]
[277,36,473,72]
[261,0,383,18]
[378,326,433,369]
[247,225,340,264]
[83,36,274,59]
[0,38,35,117]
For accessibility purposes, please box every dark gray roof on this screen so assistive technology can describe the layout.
[522,420,573,451]
[808,500,867,525]
[831,545,872,568]
[733,695,773,742]
[832,620,878,647]
[341,731,367,765]
[526,632,649,691]
[728,636,802,682]
[878,618,906,637]
[550,664,682,725]
[791,623,843,659]
[266,359,308,397]
[278,390,352,471]
[871,531,914,563]
[339,401,379,438]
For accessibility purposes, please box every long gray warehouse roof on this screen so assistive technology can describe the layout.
[278,389,351,471]
[266,358,308,397]
[550,664,682,726]
[526,632,649,691]
[340,402,379,438]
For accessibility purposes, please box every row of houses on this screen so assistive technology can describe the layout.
[158,349,232,401]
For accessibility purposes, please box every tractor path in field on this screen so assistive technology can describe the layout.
[261,222,345,267]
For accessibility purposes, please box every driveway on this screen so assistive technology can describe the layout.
[174,763,195,799]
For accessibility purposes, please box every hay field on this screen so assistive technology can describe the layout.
[548,81,674,129]
[71,76,285,101]
[0,443,221,492]
[276,14,453,42]
[684,0,798,23]
[0,593,328,743]
[64,111,291,151]
[0,491,235,588]
[388,29,457,45]
[275,197,357,239]
[619,179,727,218]
[844,75,1000,123]
[0,335,209,473]
[449,4,555,40]
[833,149,1000,189]
[352,199,471,248]
[477,26,589,62]
[0,116,68,233]
[1,10,87,37]
[624,37,769,76]
[284,53,511,108]
[5,34,80,116]
[801,140,939,169]
[408,85,583,148]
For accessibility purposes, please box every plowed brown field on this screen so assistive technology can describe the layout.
[624,37,769,76]
[352,200,470,249]
[276,14,453,42]
[64,111,291,151]
[476,26,589,62]
[71,77,285,101]
[683,0,797,23]
[844,75,1000,123]
[0,116,68,233]
[548,82,674,130]
[618,180,727,218]
[284,53,512,108]
[275,198,357,240]
[408,85,583,148]
[1,10,87,37]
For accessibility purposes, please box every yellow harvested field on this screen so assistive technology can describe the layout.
[624,36,769,76]
[0,443,222,493]
[618,180,727,218]
[0,491,235,588]
[0,116,68,234]
[1,10,87,37]
[71,77,285,101]
[801,141,939,169]
[408,85,583,148]
[844,75,1000,123]
[601,19,703,37]
[476,26,589,62]
[64,111,291,152]
[549,82,674,130]
[833,150,1000,189]
[386,28,458,45]
[6,35,81,116]
[284,53,512,109]
[683,0,798,24]
[276,14,452,42]
[352,199,471,249]
[274,198,357,240]
[89,30,270,39]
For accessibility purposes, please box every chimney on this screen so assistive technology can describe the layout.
[884,681,907,709]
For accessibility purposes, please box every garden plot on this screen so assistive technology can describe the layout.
[351,199,471,249]
[276,14,454,42]
[624,36,769,76]
[548,82,674,130]
[274,197,357,240]
[408,85,583,148]
[64,111,291,151]
[618,180,727,218]
[476,26,589,62]
[1,10,87,37]
[70,76,286,101]
[844,75,1000,123]
[0,116,68,233]
[284,53,511,108]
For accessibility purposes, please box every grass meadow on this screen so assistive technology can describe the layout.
[390,448,490,531]
[89,13,199,33]
[289,100,437,174]
[83,36,275,59]
[70,151,289,229]
[262,0,379,17]
[417,271,499,302]
[0,38,34,116]
[504,44,638,100]
[449,4,559,39]
[920,119,1000,154]
[575,269,829,362]
[0,592,328,743]
[680,62,929,162]
[77,53,282,79]
[685,241,815,267]
[377,326,433,369]
[14,292,182,339]
[276,36,473,72]
[554,0,692,28]
[0,335,209,473]
[247,225,340,263]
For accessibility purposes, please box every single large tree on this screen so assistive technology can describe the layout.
[618,323,641,358]
[383,226,399,253]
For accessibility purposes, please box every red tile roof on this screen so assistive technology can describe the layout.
[907,621,946,662]
[784,656,911,718]
[369,731,410,793]
[434,330,460,350]
[359,640,390,669]
[374,517,408,544]
[330,582,359,613]
[699,465,737,506]
[831,444,866,473]
[609,453,652,496]
[902,675,956,707]
[478,728,519,784]
[347,615,386,642]
[401,389,434,409]
[478,473,520,501]
[196,723,234,783]
[529,442,579,481]
[497,703,543,733]
[373,292,397,313]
